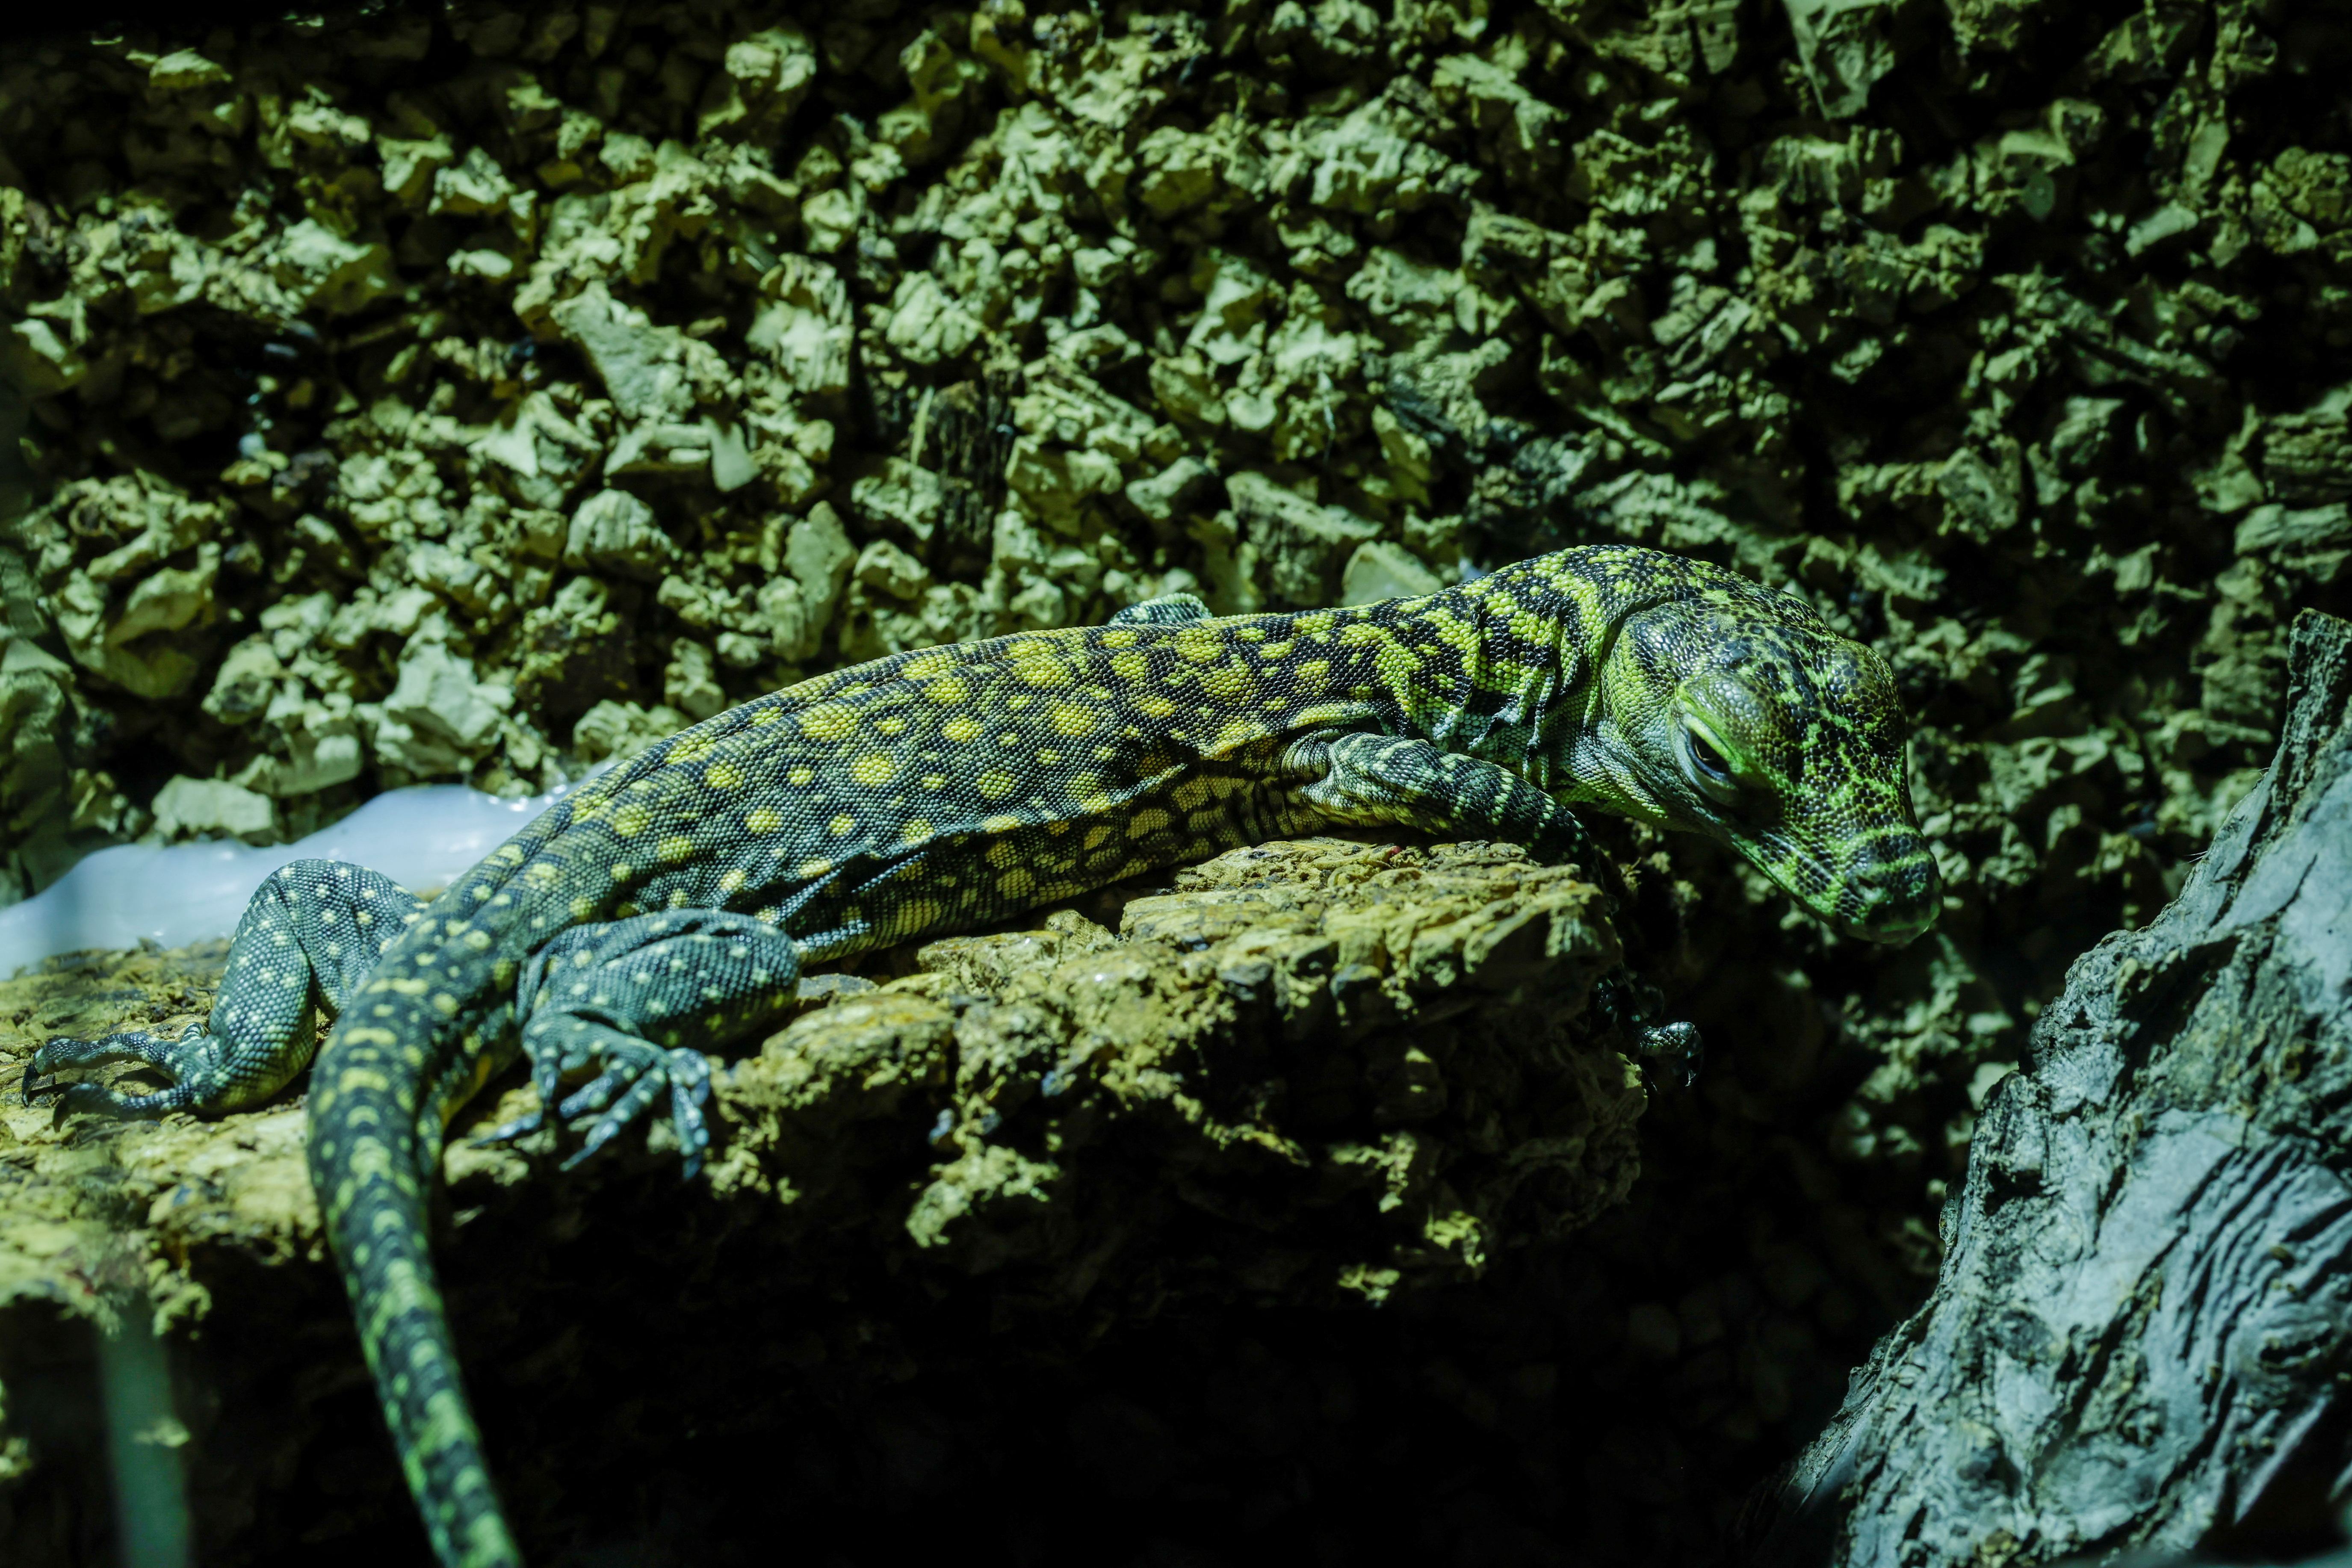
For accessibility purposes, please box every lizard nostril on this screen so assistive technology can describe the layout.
[1843,834,1940,938]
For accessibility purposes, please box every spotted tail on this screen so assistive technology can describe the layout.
[307,991,522,1568]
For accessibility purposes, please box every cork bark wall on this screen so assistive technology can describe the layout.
[0,0,2349,1562]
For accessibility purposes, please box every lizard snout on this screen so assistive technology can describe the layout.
[1838,835,1941,944]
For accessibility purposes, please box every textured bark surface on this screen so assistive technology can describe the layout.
[0,837,1645,1565]
[1761,608,2352,1568]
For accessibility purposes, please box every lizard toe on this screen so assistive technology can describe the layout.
[470,1107,548,1147]
[25,1029,216,1116]
[544,1036,716,1178]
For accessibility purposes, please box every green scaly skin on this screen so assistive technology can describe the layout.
[25,544,1938,1567]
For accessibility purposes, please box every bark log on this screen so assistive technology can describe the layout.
[1759,608,2352,1567]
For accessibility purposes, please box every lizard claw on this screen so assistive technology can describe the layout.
[471,1107,547,1147]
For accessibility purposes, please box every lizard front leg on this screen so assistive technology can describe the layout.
[24,860,427,1117]
[1292,730,1603,870]
[1296,732,1696,1070]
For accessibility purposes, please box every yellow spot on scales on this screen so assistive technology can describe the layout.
[799,703,858,741]
[368,976,431,996]
[796,858,833,878]
[612,803,650,838]
[982,814,1022,833]
[1425,606,1485,658]
[1011,654,1074,688]
[718,868,748,894]
[789,767,815,786]
[902,650,957,680]
[660,835,694,862]
[850,753,897,787]
[1200,661,1250,701]
[829,814,857,836]
[706,761,744,788]
[977,770,1015,799]
[1111,650,1148,681]
[746,807,783,834]
[1210,719,1265,753]
[943,715,983,743]
[901,818,934,845]
[1128,806,1173,836]
[923,677,972,704]
[882,898,942,937]
[1052,703,1099,737]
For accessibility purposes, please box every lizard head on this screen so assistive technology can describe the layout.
[1595,593,1941,944]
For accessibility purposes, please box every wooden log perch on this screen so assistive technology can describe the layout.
[1759,607,2352,1567]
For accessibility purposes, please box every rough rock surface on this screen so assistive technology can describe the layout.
[0,836,1640,1563]
[1758,610,2352,1567]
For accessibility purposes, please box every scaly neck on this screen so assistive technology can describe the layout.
[1344,570,1598,796]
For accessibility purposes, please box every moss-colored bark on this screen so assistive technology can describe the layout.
[1,836,1634,1561]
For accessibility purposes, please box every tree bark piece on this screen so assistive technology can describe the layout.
[1761,608,2352,1567]
[0,837,1641,1562]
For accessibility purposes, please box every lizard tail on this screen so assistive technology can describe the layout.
[307,1019,523,1568]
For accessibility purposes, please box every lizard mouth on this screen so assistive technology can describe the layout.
[1737,828,1941,944]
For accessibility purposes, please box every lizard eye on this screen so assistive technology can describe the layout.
[1682,723,1741,807]
[1687,730,1731,782]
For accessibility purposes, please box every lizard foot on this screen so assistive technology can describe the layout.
[482,908,802,1180]
[23,1024,220,1116]
[1634,1020,1705,1091]
[1588,973,1704,1091]
[475,1025,714,1181]
[554,1040,714,1177]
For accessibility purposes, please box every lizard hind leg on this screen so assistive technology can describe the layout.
[489,909,804,1180]
[24,859,426,1117]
